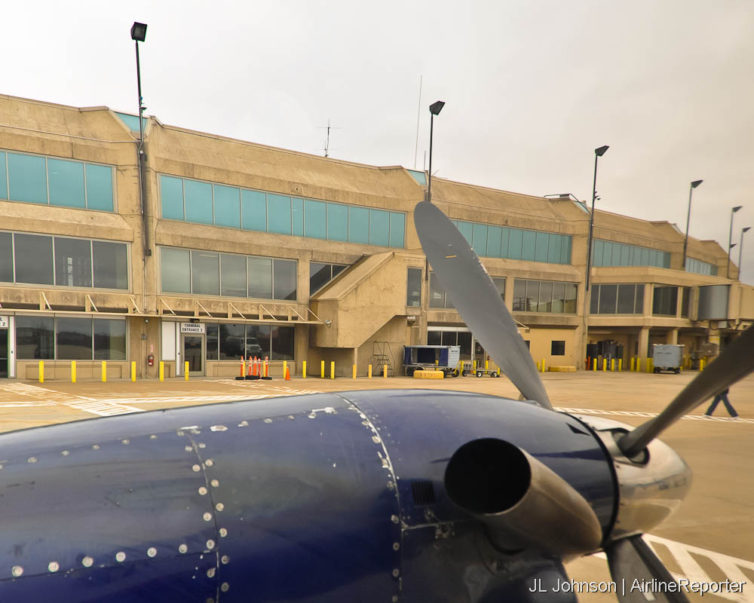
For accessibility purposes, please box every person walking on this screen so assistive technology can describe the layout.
[705,387,738,418]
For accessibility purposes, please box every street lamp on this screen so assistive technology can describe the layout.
[738,226,751,280]
[426,100,445,203]
[682,179,703,270]
[130,21,151,257]
[727,205,743,278]
[585,145,609,292]
[583,145,608,370]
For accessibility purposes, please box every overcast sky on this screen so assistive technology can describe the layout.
[3,0,753,283]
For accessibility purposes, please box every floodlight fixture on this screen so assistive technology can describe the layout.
[131,22,147,42]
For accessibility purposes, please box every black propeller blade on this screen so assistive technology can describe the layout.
[619,324,754,457]
[606,536,690,602]
[414,200,552,408]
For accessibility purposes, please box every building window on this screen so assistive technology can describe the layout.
[551,340,566,356]
[430,274,504,309]
[310,262,347,295]
[16,317,125,360]
[209,323,294,361]
[159,174,405,248]
[160,247,297,301]
[452,219,571,265]
[590,283,644,314]
[0,150,114,211]
[406,268,422,307]
[592,239,670,268]
[686,257,717,276]
[426,329,473,359]
[652,286,678,316]
[681,287,691,318]
[513,279,577,313]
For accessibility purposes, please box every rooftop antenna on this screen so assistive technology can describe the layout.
[320,119,340,158]
[413,75,423,169]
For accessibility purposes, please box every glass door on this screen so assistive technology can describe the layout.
[0,329,7,378]
[183,335,204,375]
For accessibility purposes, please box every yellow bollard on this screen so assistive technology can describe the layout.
[185,361,189,381]
[71,360,76,384]
[699,358,705,371]
[630,357,635,372]
[602,358,607,372]
[283,361,287,380]
[611,358,615,372]
[39,360,44,383]
[159,361,164,382]
[330,361,335,380]
[485,358,489,371]
[368,364,373,378]
[302,360,307,379]
[383,364,388,379]
[321,360,325,379]
[460,360,464,374]
[619,358,623,372]
[647,358,654,373]
[101,361,107,383]
[131,361,136,382]
[352,364,357,379]
[473,360,478,372]
[592,358,597,371]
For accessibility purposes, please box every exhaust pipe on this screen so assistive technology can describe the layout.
[444,438,602,557]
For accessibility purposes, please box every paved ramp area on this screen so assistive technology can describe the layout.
[0,371,752,601]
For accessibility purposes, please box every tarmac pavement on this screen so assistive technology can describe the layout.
[0,370,752,601]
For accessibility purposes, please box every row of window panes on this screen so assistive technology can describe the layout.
[589,284,645,314]
[160,175,406,248]
[205,323,294,361]
[512,279,578,313]
[686,257,718,276]
[652,286,678,316]
[429,273,505,308]
[427,330,473,359]
[592,239,670,268]
[310,262,347,295]
[15,317,126,360]
[452,219,572,265]
[160,247,297,300]
[0,150,114,211]
[0,231,128,289]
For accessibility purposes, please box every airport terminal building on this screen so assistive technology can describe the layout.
[0,94,752,380]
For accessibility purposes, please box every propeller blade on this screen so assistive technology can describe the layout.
[620,325,754,457]
[606,535,689,602]
[414,200,551,408]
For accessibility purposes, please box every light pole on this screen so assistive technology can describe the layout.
[583,145,609,369]
[727,205,742,278]
[682,179,703,270]
[426,100,445,203]
[131,21,151,258]
[738,226,751,280]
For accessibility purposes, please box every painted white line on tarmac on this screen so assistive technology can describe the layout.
[593,535,754,602]
[557,407,754,424]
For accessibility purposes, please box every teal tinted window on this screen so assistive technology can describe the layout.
[471,223,487,255]
[521,230,536,260]
[486,226,502,257]
[534,232,549,263]
[327,203,348,241]
[592,240,604,266]
[291,197,304,236]
[184,180,213,224]
[389,212,405,248]
[0,152,6,199]
[349,207,369,244]
[248,256,273,298]
[562,236,572,263]
[547,234,560,263]
[48,158,85,208]
[8,153,46,204]
[620,244,630,266]
[369,210,390,246]
[508,229,522,260]
[85,164,113,211]
[160,175,184,220]
[304,200,326,239]
[241,189,266,231]
[267,194,291,234]
[500,228,510,258]
[213,185,240,228]
[457,221,473,245]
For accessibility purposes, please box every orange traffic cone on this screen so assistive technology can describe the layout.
[285,365,291,381]
[236,356,246,380]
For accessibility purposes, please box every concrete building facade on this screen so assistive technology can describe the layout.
[0,94,751,380]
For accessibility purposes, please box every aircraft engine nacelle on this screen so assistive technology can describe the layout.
[444,438,603,558]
